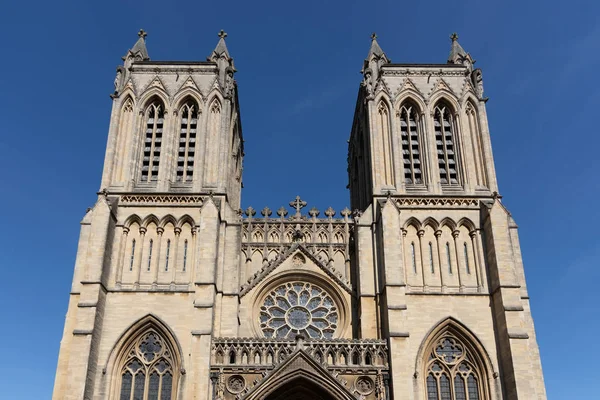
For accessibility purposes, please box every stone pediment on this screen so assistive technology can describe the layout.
[241,345,356,400]
[240,244,352,297]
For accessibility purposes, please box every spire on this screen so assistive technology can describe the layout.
[366,32,388,61]
[447,33,474,69]
[208,29,231,61]
[361,33,389,100]
[124,29,150,61]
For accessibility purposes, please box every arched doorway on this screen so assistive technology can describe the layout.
[264,377,336,400]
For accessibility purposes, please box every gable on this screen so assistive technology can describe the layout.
[240,244,352,297]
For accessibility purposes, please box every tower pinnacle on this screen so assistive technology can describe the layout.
[123,29,150,61]
[447,32,473,68]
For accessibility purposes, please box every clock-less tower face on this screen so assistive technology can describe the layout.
[259,281,339,339]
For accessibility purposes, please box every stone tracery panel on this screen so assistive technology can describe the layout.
[260,281,339,339]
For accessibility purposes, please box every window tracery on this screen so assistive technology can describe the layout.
[176,101,198,182]
[259,282,338,339]
[118,331,176,400]
[140,101,164,183]
[399,102,423,184]
[434,102,459,185]
[425,335,483,400]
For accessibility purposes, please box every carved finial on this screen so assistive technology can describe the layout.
[450,32,458,42]
[325,207,336,218]
[290,196,307,218]
[276,206,288,218]
[138,29,148,39]
[261,207,272,217]
[308,207,320,218]
[340,207,352,218]
[218,29,228,39]
[371,32,378,40]
[245,206,256,217]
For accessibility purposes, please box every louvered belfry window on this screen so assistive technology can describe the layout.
[140,101,164,183]
[399,102,423,184]
[176,101,198,182]
[434,102,459,185]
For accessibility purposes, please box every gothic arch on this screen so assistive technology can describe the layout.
[176,214,195,229]
[159,215,178,230]
[439,217,457,232]
[460,93,480,111]
[415,317,494,400]
[395,91,427,114]
[204,90,224,113]
[403,216,422,230]
[138,91,169,114]
[430,94,460,115]
[373,92,393,109]
[106,314,184,400]
[141,214,160,229]
[422,217,439,231]
[172,90,203,112]
[456,217,476,232]
[123,214,142,229]
[118,85,137,104]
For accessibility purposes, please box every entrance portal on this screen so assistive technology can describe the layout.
[263,377,335,400]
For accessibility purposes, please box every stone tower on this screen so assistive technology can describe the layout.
[53,31,547,400]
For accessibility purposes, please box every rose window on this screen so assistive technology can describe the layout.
[259,282,338,339]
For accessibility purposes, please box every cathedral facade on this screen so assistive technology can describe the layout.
[52,30,547,400]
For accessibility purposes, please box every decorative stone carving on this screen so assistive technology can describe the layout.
[362,68,374,99]
[472,68,484,98]
[355,376,375,395]
[226,375,245,394]
[224,67,235,99]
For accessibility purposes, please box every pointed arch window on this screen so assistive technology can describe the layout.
[130,239,136,271]
[117,330,178,400]
[434,102,459,185]
[147,239,153,272]
[425,334,485,400]
[399,101,423,184]
[165,239,171,272]
[140,100,164,183]
[176,101,198,182]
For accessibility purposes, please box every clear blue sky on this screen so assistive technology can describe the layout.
[0,0,598,398]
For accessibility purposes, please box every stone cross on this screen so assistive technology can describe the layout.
[289,196,307,218]
[138,29,147,39]
[450,32,459,42]
[218,30,227,39]
[371,32,377,40]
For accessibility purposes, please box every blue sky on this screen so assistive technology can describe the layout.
[0,0,598,398]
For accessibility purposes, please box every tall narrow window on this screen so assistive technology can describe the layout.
[429,242,435,274]
[446,242,452,274]
[434,102,459,185]
[464,243,470,274]
[425,333,486,400]
[130,239,136,271]
[399,102,423,184]
[117,330,177,400]
[140,100,164,183]
[165,239,171,272]
[176,101,198,182]
[411,242,417,274]
[182,239,188,272]
[147,239,153,272]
